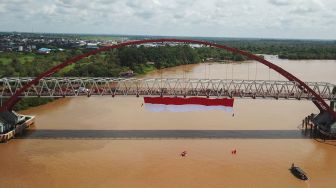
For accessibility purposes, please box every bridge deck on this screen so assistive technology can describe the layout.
[0,77,335,100]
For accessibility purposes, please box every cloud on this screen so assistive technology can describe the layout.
[0,0,335,39]
[290,6,317,14]
[268,0,291,6]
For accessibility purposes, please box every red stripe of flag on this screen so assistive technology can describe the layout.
[144,97,234,107]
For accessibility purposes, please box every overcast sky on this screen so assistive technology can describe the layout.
[0,0,335,39]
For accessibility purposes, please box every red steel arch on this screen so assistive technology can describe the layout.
[1,39,335,118]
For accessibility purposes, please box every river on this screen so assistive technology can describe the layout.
[0,56,335,188]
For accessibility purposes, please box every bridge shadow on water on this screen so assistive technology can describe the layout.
[16,129,312,140]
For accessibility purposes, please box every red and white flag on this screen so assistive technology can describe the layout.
[143,97,234,112]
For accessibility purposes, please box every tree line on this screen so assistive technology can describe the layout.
[0,45,246,110]
[215,39,336,60]
[0,45,246,78]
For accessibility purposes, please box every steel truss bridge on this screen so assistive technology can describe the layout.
[0,38,335,137]
[0,77,335,100]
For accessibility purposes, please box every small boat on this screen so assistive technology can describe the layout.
[180,151,187,157]
[290,165,308,180]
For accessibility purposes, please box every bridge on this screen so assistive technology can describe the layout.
[0,38,335,140]
[0,77,335,100]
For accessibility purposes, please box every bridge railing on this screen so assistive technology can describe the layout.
[0,77,335,100]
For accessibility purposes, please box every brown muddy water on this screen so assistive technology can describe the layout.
[1,56,336,188]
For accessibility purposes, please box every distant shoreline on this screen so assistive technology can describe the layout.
[1,31,335,41]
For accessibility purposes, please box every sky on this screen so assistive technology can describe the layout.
[0,0,336,39]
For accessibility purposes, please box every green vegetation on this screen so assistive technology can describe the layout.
[0,57,12,65]
[0,45,246,78]
[0,52,36,65]
[13,98,55,111]
[215,39,336,60]
[64,45,247,77]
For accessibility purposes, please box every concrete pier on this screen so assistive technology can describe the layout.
[0,111,35,143]
[331,101,335,111]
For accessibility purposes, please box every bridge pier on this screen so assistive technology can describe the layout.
[310,111,336,139]
[330,100,335,111]
[0,111,35,143]
[300,114,324,139]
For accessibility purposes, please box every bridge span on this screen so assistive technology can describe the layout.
[0,77,335,100]
[0,38,335,140]
[1,38,334,116]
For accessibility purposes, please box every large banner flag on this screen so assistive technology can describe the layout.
[143,97,234,112]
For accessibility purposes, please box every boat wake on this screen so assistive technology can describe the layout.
[305,180,310,188]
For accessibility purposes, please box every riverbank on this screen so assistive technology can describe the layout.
[0,98,56,111]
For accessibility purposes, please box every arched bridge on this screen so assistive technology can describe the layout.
[0,38,336,120]
[0,77,335,100]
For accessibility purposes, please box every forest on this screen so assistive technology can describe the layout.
[214,39,336,60]
[0,45,246,78]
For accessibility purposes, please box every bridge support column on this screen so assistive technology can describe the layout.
[305,117,308,129]
[331,101,335,112]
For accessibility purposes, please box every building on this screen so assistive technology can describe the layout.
[189,44,203,48]
[86,43,99,49]
[119,70,134,77]
[37,48,51,54]
[146,61,155,65]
